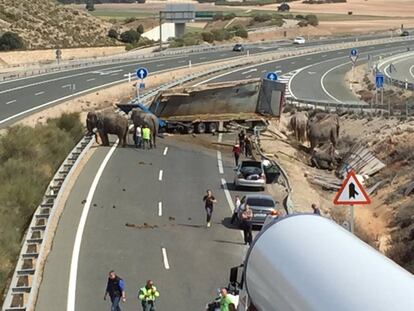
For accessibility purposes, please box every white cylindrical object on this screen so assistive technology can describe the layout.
[245,215,414,311]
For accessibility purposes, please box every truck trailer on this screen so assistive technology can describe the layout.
[226,214,414,311]
[117,78,285,134]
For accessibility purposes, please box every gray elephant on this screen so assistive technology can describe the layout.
[307,114,340,152]
[130,109,159,148]
[289,111,308,143]
[86,111,129,147]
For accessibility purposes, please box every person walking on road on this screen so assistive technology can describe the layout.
[230,195,241,225]
[244,135,252,158]
[311,203,321,215]
[135,125,142,148]
[142,125,151,150]
[104,270,126,311]
[238,130,245,153]
[138,280,160,311]
[203,189,217,228]
[241,205,253,245]
[219,288,233,311]
[232,142,241,167]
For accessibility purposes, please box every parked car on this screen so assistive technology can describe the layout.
[236,194,283,227]
[234,160,266,190]
[401,30,410,37]
[233,44,244,52]
[293,36,306,44]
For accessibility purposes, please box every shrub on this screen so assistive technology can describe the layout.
[137,24,144,35]
[233,26,248,38]
[0,32,24,51]
[85,0,95,11]
[253,13,273,23]
[201,31,214,43]
[120,30,140,43]
[305,14,319,26]
[298,20,308,27]
[108,29,118,39]
[270,18,284,27]
[124,17,137,24]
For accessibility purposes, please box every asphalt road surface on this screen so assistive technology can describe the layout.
[379,51,414,83]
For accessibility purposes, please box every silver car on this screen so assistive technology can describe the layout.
[237,194,282,226]
[233,160,266,190]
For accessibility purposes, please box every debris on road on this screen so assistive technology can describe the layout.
[125,223,158,229]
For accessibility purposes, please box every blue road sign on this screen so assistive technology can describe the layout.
[375,73,384,88]
[350,49,358,57]
[136,67,148,80]
[139,82,145,89]
[266,72,278,81]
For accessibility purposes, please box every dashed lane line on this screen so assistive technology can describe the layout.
[5,100,16,105]
[35,91,45,96]
[218,133,223,143]
[217,151,224,174]
[67,140,119,311]
[162,248,170,270]
[163,147,168,156]
[158,202,162,216]
[159,170,163,181]
[86,78,95,82]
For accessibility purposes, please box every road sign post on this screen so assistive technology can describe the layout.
[333,170,371,234]
[136,67,149,101]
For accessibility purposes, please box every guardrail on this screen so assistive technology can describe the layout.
[377,51,414,91]
[2,35,413,82]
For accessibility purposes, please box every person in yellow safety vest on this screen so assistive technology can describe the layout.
[142,125,151,150]
[138,280,159,311]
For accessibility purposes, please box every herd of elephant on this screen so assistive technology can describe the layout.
[289,111,340,152]
[86,109,159,148]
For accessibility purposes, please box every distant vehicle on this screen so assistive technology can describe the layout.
[234,160,266,190]
[236,194,280,226]
[233,44,244,52]
[293,36,306,44]
[277,3,290,12]
[401,30,410,37]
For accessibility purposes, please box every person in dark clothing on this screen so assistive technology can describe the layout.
[244,136,252,158]
[203,189,217,228]
[104,270,126,311]
[241,205,253,245]
[311,203,321,215]
[238,130,245,152]
[232,143,241,167]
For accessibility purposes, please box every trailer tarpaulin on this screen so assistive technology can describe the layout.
[257,79,285,117]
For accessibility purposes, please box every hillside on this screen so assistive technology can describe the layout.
[0,0,115,49]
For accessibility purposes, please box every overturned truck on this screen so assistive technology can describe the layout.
[118,78,285,134]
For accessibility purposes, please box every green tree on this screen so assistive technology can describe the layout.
[137,24,144,35]
[305,14,319,26]
[0,32,24,51]
[120,30,140,43]
[108,29,118,39]
[201,32,214,43]
[85,0,95,11]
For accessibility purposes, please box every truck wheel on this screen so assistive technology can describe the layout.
[186,125,194,134]
[196,122,206,134]
[208,122,218,134]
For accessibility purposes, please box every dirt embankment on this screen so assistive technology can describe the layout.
[261,112,414,273]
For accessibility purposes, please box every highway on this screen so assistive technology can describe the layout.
[379,51,414,84]
[6,36,414,310]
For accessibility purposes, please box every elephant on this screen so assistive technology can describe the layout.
[307,113,340,152]
[289,111,308,143]
[86,111,129,147]
[130,108,159,148]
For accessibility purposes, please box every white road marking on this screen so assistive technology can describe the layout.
[35,91,45,96]
[162,248,170,270]
[67,140,119,311]
[410,65,414,78]
[261,69,267,73]
[110,73,120,76]
[178,60,186,63]
[320,62,349,103]
[92,69,124,75]
[62,84,72,88]
[221,178,244,239]
[156,63,165,67]
[241,68,257,75]
[5,100,16,105]
[217,151,224,174]
[322,54,327,57]
[306,58,312,61]
[159,170,163,181]
[290,61,296,64]
[246,75,252,79]
[218,133,223,143]
[158,202,162,216]
[163,147,168,156]
[308,71,316,75]
[199,57,207,60]
[86,78,95,82]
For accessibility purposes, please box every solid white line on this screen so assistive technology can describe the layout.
[217,151,224,174]
[67,140,119,311]
[320,62,350,103]
[158,202,162,216]
[5,100,16,105]
[159,170,163,181]
[35,91,45,96]
[163,147,168,156]
[241,68,257,75]
[86,78,95,82]
[62,84,71,88]
[162,248,170,270]
[218,133,223,143]
[410,65,414,78]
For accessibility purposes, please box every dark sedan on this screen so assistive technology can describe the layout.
[233,44,244,52]
[237,194,283,227]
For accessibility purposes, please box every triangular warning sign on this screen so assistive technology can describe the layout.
[333,171,371,205]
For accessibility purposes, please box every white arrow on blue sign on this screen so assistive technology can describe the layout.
[266,72,278,81]
[136,67,148,80]
[350,48,359,64]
